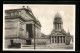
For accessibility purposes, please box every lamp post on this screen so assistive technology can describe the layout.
[34,24,35,49]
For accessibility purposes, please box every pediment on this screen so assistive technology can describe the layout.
[20,10,34,21]
[51,31,67,36]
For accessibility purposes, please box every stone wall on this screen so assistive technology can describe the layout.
[5,39,11,48]
[32,38,50,45]
[5,38,26,48]
[5,19,18,37]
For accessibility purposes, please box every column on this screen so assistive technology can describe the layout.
[61,36,62,43]
[55,24,56,29]
[57,24,58,29]
[60,23,62,28]
[65,36,66,43]
[54,36,55,43]
[63,36,64,43]
[56,36,57,43]
[55,36,56,43]
[60,23,61,29]
[62,36,63,43]
[59,36,60,43]
[64,36,65,43]
[61,24,63,29]
[17,38,19,43]
[52,37,53,43]
[60,36,61,43]
[59,23,60,29]
[52,37,54,43]
[58,24,59,29]
[32,24,34,38]
[58,36,59,43]
[51,36,52,43]
[61,37,63,43]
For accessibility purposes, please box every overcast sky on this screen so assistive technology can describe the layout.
[3,4,75,36]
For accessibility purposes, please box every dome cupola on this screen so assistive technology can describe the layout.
[53,12,63,30]
[54,12,63,24]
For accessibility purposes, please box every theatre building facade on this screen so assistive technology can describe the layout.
[50,13,71,45]
[5,6,41,48]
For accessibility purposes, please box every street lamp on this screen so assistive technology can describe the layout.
[34,24,35,49]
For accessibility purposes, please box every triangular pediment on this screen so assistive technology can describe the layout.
[20,10,34,21]
[50,29,68,36]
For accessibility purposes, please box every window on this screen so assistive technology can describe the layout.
[8,12,11,16]
[11,12,14,16]
[19,11,21,15]
[15,11,19,15]
[5,12,8,16]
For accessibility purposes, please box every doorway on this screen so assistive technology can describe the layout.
[26,24,33,45]
[10,40,13,45]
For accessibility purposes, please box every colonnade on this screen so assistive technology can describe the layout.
[51,36,66,43]
[55,23,62,29]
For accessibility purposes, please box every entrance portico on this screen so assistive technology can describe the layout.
[51,36,66,43]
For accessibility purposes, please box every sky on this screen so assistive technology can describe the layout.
[3,4,75,36]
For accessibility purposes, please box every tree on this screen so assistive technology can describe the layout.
[66,36,71,45]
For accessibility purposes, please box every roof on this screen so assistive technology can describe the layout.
[55,12,61,18]
[54,12,63,24]
[54,18,63,24]
[5,6,41,27]
[5,6,35,18]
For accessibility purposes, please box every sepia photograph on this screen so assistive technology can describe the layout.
[3,4,75,51]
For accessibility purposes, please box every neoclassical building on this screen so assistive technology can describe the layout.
[50,12,71,44]
[5,6,41,48]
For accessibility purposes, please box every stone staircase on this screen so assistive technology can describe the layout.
[20,43,73,49]
[46,43,68,49]
[21,44,34,49]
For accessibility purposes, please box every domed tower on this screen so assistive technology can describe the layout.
[53,12,63,31]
